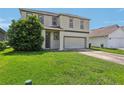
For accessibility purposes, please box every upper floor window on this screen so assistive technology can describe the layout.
[52,16,57,26]
[39,15,44,24]
[80,21,84,29]
[69,18,73,28]
[26,12,32,17]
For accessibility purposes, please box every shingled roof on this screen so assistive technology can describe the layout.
[89,25,121,37]
[19,8,90,20]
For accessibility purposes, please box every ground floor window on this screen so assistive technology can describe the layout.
[54,32,59,40]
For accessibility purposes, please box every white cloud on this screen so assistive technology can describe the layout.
[0,18,6,22]
[118,8,124,12]
[0,23,10,30]
[0,17,12,31]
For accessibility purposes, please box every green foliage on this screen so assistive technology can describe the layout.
[8,16,44,51]
[0,41,7,51]
[4,41,9,46]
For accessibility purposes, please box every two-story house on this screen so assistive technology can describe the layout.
[19,8,90,50]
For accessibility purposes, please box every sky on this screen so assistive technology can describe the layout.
[0,8,124,31]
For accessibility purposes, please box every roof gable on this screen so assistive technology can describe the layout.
[89,25,120,37]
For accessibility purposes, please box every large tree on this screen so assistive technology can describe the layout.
[8,16,44,51]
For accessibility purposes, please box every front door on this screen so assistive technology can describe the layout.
[45,32,50,48]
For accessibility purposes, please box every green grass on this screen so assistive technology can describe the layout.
[91,47,124,55]
[0,48,124,85]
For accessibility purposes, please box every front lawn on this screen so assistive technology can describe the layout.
[91,47,124,55]
[0,48,124,85]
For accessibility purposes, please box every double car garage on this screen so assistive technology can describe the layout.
[59,31,89,50]
[64,36,86,49]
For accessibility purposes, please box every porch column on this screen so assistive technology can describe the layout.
[59,31,64,50]
[42,29,46,49]
[86,37,89,48]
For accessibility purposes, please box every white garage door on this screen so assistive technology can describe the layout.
[109,38,124,48]
[64,37,86,49]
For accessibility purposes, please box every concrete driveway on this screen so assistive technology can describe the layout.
[118,48,124,50]
[79,50,124,65]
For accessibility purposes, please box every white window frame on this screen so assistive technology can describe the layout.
[80,20,84,29]
[52,16,57,26]
[39,15,44,24]
[69,18,73,28]
[54,32,59,40]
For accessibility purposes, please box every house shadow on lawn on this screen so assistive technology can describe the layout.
[2,48,51,56]
[1,48,90,56]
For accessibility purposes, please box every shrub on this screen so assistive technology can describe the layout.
[8,16,44,51]
[0,41,6,51]
[4,41,9,46]
[4,41,10,48]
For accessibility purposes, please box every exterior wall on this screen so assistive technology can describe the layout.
[44,15,59,27]
[20,11,59,27]
[60,31,89,50]
[59,15,89,32]
[109,29,124,38]
[108,29,124,48]
[89,36,108,48]
[42,30,60,49]
[41,30,46,49]
[20,11,27,18]
[44,15,52,27]
[20,11,89,33]
[0,32,6,41]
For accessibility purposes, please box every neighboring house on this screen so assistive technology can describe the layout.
[19,8,90,50]
[0,27,6,41]
[89,25,124,48]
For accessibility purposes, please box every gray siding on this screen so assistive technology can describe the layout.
[0,32,6,41]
